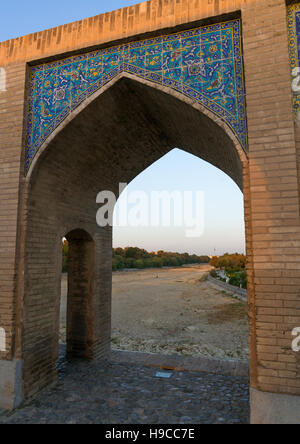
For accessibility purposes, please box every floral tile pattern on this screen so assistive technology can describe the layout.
[287,3,300,118]
[26,19,247,173]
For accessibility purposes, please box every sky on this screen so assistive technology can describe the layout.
[114,149,245,256]
[1,1,246,256]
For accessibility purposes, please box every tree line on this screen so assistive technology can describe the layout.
[209,253,246,271]
[62,242,209,272]
[112,247,210,271]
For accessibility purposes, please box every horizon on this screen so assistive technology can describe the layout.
[112,246,245,257]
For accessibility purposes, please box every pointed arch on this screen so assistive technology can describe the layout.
[26,72,247,190]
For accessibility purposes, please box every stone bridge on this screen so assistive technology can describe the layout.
[0,0,300,424]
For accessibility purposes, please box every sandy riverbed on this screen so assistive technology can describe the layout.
[60,265,249,362]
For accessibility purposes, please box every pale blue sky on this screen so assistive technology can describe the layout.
[1,1,245,255]
[0,1,139,41]
[114,149,245,256]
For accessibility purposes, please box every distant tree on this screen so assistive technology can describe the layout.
[210,253,246,272]
[114,248,124,257]
[124,247,150,259]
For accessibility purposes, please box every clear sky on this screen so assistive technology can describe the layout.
[1,1,245,256]
[114,149,245,256]
[0,1,139,42]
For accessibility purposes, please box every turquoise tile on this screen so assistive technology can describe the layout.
[26,19,247,171]
[163,50,182,70]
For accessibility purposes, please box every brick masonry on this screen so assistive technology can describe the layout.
[0,0,299,421]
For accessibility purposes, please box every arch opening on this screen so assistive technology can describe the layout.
[111,148,248,364]
[60,229,95,361]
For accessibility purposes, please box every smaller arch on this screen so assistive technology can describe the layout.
[66,229,94,243]
[64,229,95,359]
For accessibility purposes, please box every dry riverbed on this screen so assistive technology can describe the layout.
[111,265,248,361]
[61,265,249,362]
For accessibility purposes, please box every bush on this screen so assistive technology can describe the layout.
[112,259,119,271]
[229,276,240,287]
[113,255,125,270]
[124,257,135,269]
[209,254,248,289]
[228,271,247,289]
[134,259,145,269]
[151,257,163,268]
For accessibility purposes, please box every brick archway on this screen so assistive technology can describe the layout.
[17,74,251,401]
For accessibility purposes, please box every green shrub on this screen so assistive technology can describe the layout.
[151,257,163,268]
[124,257,135,269]
[134,259,145,269]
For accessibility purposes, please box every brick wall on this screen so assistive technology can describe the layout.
[0,63,26,362]
[242,0,300,395]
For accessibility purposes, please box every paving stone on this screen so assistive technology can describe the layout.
[0,350,249,424]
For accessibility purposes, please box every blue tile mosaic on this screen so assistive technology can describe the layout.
[26,19,247,173]
[287,3,300,117]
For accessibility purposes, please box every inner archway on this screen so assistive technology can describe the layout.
[21,75,249,400]
[62,229,95,360]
